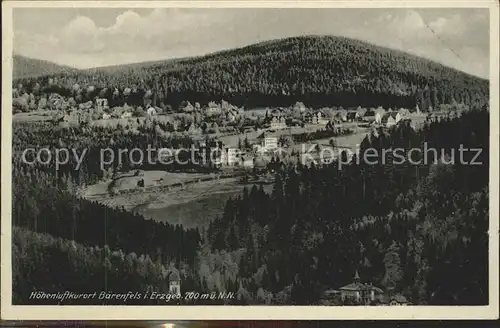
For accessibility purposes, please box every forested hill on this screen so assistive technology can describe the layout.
[13,55,78,79]
[14,36,489,109]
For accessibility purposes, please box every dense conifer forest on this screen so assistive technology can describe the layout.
[14,36,488,110]
[206,108,489,305]
[13,54,78,79]
[12,107,489,305]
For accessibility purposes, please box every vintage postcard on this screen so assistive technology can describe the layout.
[1,0,499,321]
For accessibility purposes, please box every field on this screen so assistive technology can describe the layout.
[218,129,263,147]
[82,170,273,228]
[243,108,268,117]
[12,111,55,122]
[289,125,370,153]
[218,124,336,148]
[84,170,214,196]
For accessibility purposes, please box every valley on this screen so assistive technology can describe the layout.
[11,33,490,306]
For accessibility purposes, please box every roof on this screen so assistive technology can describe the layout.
[381,112,399,123]
[254,156,267,168]
[339,282,363,291]
[346,112,357,119]
[339,282,383,293]
[318,109,331,116]
[257,131,281,139]
[391,294,409,303]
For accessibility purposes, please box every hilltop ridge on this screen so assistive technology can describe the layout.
[13,54,78,79]
[13,36,488,109]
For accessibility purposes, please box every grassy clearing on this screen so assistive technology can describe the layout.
[83,170,212,196]
[13,111,55,122]
[83,174,273,229]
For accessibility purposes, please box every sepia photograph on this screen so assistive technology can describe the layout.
[1,0,499,321]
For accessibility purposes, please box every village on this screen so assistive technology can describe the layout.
[14,92,466,212]
[13,91,462,175]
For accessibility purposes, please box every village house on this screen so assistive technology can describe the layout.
[363,109,376,122]
[374,108,386,124]
[208,122,220,133]
[339,271,384,304]
[305,111,328,125]
[398,108,410,117]
[253,144,263,153]
[187,122,202,134]
[381,112,403,127]
[226,112,237,123]
[264,136,278,151]
[96,98,108,111]
[180,101,195,112]
[346,111,359,122]
[53,114,71,124]
[270,116,287,130]
[197,139,224,168]
[322,289,341,304]
[253,156,268,174]
[206,103,222,116]
[221,147,241,166]
[388,294,410,306]
[334,110,348,122]
[270,108,282,117]
[78,100,94,111]
[317,111,330,125]
[256,131,279,152]
[293,102,307,113]
[326,118,343,132]
[241,154,255,168]
[356,106,367,117]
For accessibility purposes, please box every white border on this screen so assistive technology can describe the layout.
[1,0,499,321]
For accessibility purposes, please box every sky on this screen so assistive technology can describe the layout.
[13,8,490,79]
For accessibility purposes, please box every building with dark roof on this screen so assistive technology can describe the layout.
[346,111,359,122]
[363,110,376,121]
[339,270,384,304]
[380,112,402,127]
[389,294,410,306]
